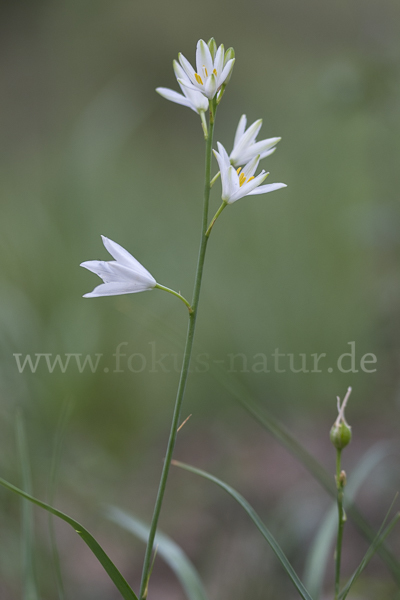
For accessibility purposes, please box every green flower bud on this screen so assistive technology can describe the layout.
[223,47,235,85]
[330,421,352,450]
[207,38,217,61]
[330,386,352,450]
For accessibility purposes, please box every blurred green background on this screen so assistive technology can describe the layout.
[1,0,400,598]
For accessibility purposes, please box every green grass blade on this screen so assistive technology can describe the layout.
[15,412,39,600]
[339,511,400,600]
[106,507,210,600]
[304,441,395,598]
[47,397,75,600]
[0,476,138,600]
[172,460,314,600]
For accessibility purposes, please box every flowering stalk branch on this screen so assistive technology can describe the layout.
[155,284,193,313]
[206,201,227,237]
[209,171,221,188]
[139,96,217,600]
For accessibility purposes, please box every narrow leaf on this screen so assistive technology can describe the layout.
[172,460,314,600]
[106,507,209,600]
[0,476,138,600]
[339,511,400,600]
[16,412,39,600]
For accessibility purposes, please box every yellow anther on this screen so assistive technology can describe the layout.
[203,66,208,77]
[239,172,246,187]
[236,167,242,174]
[195,73,203,85]
[247,176,255,183]
[213,68,217,75]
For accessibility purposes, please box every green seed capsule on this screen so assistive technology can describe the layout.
[330,421,352,450]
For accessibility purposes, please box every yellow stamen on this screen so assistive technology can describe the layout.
[213,68,217,75]
[195,73,203,85]
[203,66,208,77]
[247,176,255,183]
[236,167,242,174]
[239,172,246,187]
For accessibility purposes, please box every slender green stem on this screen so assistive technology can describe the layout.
[210,171,221,188]
[155,284,193,313]
[138,97,217,600]
[206,201,227,237]
[335,449,345,599]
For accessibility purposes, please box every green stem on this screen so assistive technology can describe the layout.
[210,171,221,188]
[206,201,227,237]
[138,97,217,600]
[155,284,193,313]
[335,449,345,599]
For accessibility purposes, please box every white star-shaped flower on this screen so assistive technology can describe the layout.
[81,236,156,298]
[213,142,286,204]
[156,61,208,114]
[229,114,281,167]
[178,39,235,100]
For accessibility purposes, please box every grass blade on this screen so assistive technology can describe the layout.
[47,397,75,600]
[0,476,138,600]
[172,460,314,600]
[106,507,210,600]
[16,412,39,600]
[339,510,400,600]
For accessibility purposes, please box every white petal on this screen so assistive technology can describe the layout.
[242,155,260,179]
[260,147,277,160]
[156,88,194,110]
[247,182,287,195]
[229,171,268,203]
[249,137,281,155]
[81,260,155,287]
[196,39,213,78]
[233,115,247,148]
[218,58,235,86]
[226,166,239,202]
[213,44,224,76]
[101,236,155,282]
[178,78,204,94]
[213,149,230,200]
[178,53,196,83]
[216,142,231,169]
[230,119,262,164]
[204,73,217,98]
[83,281,153,298]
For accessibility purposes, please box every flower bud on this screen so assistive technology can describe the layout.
[223,47,235,84]
[207,37,217,60]
[330,421,352,450]
[330,386,352,450]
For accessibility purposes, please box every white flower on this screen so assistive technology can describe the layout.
[177,39,235,100]
[213,142,286,204]
[81,236,156,298]
[156,61,208,114]
[230,115,281,167]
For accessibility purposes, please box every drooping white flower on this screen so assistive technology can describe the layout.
[156,61,208,114]
[81,236,156,298]
[229,115,281,167]
[178,39,235,100]
[213,142,286,204]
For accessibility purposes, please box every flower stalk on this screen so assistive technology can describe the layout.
[154,284,193,313]
[138,97,217,600]
[334,448,346,600]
